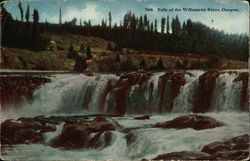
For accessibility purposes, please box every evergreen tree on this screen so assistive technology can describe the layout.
[67,43,78,59]
[18,1,24,21]
[107,42,112,50]
[25,4,30,22]
[80,43,85,52]
[186,19,193,36]
[88,20,91,26]
[161,17,166,33]
[139,16,143,30]
[156,58,165,70]
[150,22,154,32]
[182,21,187,36]
[115,54,120,63]
[175,15,181,36]
[143,14,148,30]
[140,59,146,69]
[166,16,170,34]
[32,9,39,23]
[154,19,158,32]
[108,12,112,28]
[59,7,62,24]
[86,46,92,59]
[31,9,39,50]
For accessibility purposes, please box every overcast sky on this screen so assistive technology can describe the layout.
[4,0,249,34]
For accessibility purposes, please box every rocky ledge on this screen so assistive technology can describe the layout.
[0,76,51,108]
[151,114,224,130]
[146,134,249,160]
[1,115,122,150]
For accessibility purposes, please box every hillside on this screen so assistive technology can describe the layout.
[1,34,248,72]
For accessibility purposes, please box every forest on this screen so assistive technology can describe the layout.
[1,2,249,61]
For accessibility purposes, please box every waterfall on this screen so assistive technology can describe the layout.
[1,70,248,118]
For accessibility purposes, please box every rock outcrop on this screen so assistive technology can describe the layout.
[150,134,249,160]
[192,71,220,113]
[234,72,249,111]
[134,115,150,120]
[1,118,56,144]
[1,115,121,150]
[50,116,122,150]
[0,76,51,108]
[152,114,224,130]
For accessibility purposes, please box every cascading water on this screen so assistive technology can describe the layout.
[1,70,249,161]
[1,70,248,119]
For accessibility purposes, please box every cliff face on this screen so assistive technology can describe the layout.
[0,76,51,108]
[1,34,248,72]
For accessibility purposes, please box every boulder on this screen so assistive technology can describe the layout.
[46,40,57,51]
[0,76,50,108]
[1,118,55,144]
[149,134,249,160]
[50,116,121,150]
[134,115,150,120]
[201,134,249,155]
[152,151,211,160]
[201,141,232,154]
[208,150,249,160]
[152,114,223,130]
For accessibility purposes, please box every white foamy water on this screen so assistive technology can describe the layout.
[1,112,249,160]
[1,70,249,160]
[1,70,247,121]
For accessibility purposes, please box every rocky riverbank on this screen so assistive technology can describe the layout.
[1,114,248,160]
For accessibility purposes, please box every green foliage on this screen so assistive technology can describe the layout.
[108,12,112,27]
[140,59,146,69]
[1,4,49,51]
[86,46,92,59]
[25,5,30,22]
[80,43,85,52]
[115,54,120,63]
[156,58,165,70]
[161,17,166,33]
[107,42,112,50]
[18,1,23,21]
[32,9,39,24]
[1,7,248,62]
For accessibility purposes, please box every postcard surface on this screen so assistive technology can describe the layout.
[0,0,249,160]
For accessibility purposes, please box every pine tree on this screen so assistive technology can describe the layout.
[59,7,62,24]
[143,14,148,30]
[175,15,181,36]
[25,4,30,22]
[154,19,158,32]
[18,1,24,21]
[140,59,146,69]
[86,46,92,59]
[80,43,85,52]
[150,22,154,32]
[108,12,112,28]
[32,9,39,23]
[161,17,166,33]
[139,16,143,30]
[182,21,187,36]
[166,16,170,34]
[115,54,120,63]
[156,58,165,70]
[186,19,193,36]
[67,43,78,59]
[107,42,112,50]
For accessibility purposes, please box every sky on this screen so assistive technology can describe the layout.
[3,0,249,34]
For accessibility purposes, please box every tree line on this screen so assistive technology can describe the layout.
[1,2,248,61]
[1,2,49,51]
